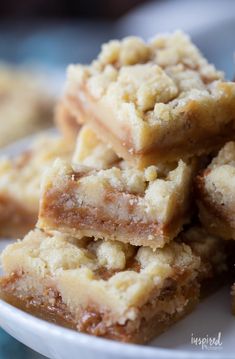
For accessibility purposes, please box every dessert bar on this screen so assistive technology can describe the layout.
[65,31,235,167]
[38,158,194,249]
[0,226,226,343]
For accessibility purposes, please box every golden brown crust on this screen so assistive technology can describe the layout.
[0,226,227,343]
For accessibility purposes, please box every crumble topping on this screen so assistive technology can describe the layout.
[100,64,178,112]
[75,159,186,195]
[209,142,235,168]
[150,32,220,80]
[179,227,227,274]
[205,165,235,204]
[98,37,150,67]
[1,229,200,323]
[144,166,158,181]
[67,31,224,123]
[89,240,136,271]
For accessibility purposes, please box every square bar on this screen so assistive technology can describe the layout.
[196,141,235,240]
[65,31,235,168]
[38,157,195,249]
[0,226,227,343]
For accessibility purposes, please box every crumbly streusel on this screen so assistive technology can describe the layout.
[65,31,235,167]
[0,226,227,342]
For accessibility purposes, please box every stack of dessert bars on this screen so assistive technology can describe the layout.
[1,31,235,344]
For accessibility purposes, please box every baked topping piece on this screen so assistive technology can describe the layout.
[65,31,235,167]
[196,141,235,240]
[0,227,226,343]
[0,64,55,147]
[72,125,119,169]
[38,158,194,249]
[0,136,72,238]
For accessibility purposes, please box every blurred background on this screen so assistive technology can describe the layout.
[0,0,235,76]
[0,0,235,357]
[0,0,235,150]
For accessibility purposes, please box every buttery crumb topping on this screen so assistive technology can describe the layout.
[67,31,223,123]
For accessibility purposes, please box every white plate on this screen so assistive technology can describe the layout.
[0,135,234,359]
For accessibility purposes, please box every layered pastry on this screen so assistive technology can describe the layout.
[0,226,227,343]
[0,136,72,238]
[65,31,235,168]
[196,141,235,240]
[0,64,55,147]
[38,157,195,249]
[55,101,80,143]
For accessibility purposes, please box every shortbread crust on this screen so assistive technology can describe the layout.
[0,136,72,238]
[0,227,226,343]
[38,158,194,248]
[65,31,235,167]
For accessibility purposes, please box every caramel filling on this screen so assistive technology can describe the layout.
[39,179,187,246]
